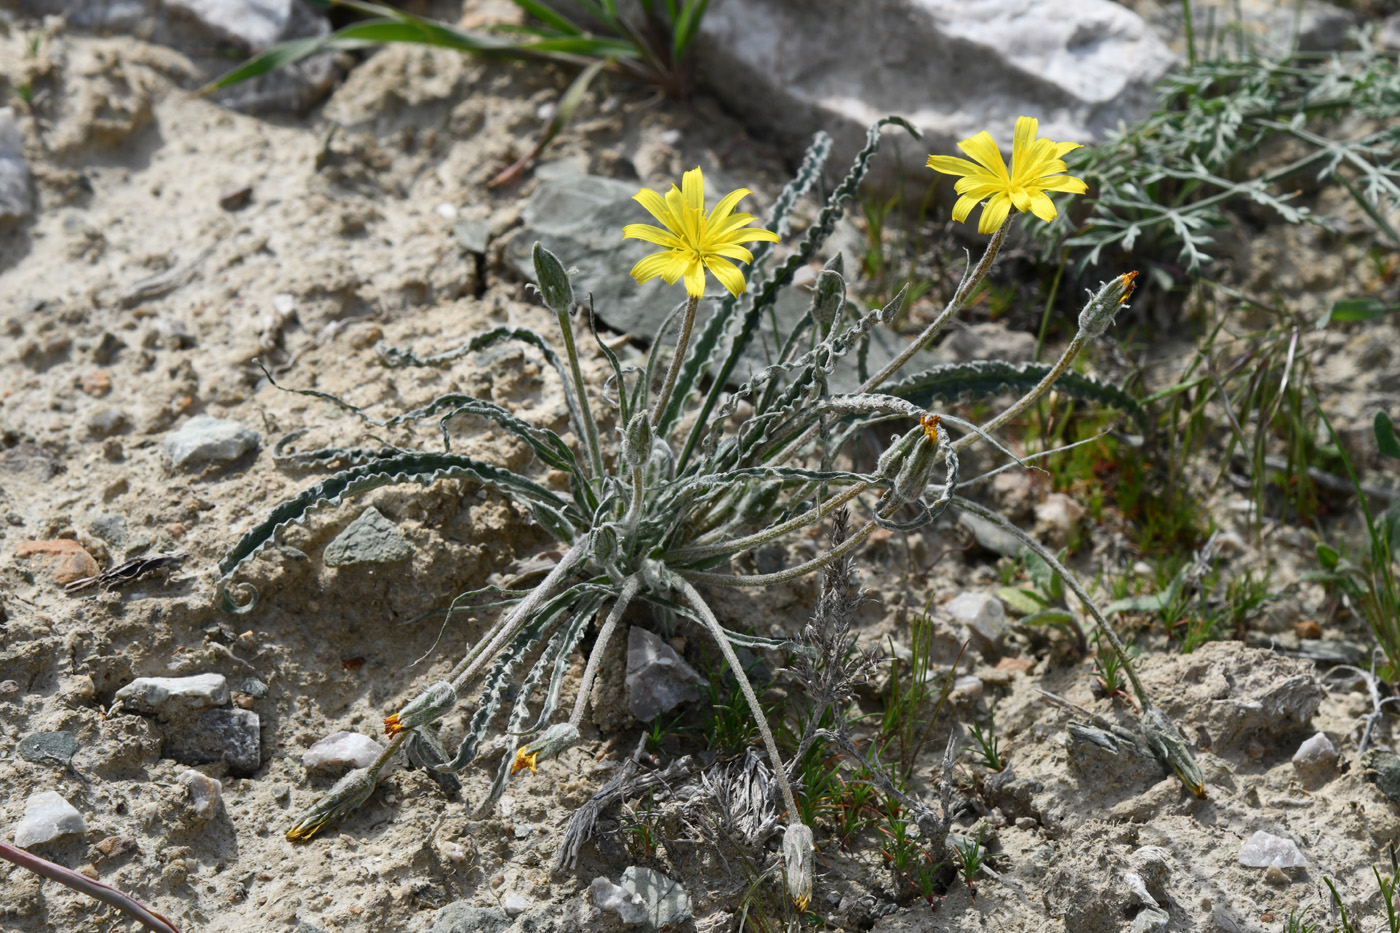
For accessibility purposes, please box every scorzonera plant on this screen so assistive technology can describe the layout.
[215,115,1203,905]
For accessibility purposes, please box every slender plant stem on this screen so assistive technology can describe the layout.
[0,841,183,933]
[951,333,1087,453]
[555,307,605,479]
[666,478,876,562]
[569,576,641,727]
[624,459,645,538]
[448,542,586,691]
[682,518,876,587]
[859,220,1012,395]
[674,578,800,820]
[651,293,700,429]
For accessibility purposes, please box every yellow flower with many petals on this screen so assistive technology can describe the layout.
[927,116,1087,235]
[623,167,780,298]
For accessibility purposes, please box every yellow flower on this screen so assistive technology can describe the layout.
[927,116,1087,234]
[623,167,780,298]
[511,747,539,776]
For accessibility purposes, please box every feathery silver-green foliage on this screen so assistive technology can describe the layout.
[1042,41,1400,275]
[216,117,1198,898]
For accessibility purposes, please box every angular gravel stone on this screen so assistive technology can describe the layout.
[1293,732,1337,772]
[626,626,702,722]
[621,866,692,928]
[323,507,411,567]
[115,673,229,721]
[165,709,261,775]
[178,770,224,820]
[590,876,649,925]
[164,416,260,469]
[1238,830,1307,869]
[302,731,385,772]
[946,591,1010,655]
[13,791,85,847]
[18,731,79,765]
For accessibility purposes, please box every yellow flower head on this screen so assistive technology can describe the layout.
[623,167,780,298]
[511,746,539,776]
[927,116,1087,234]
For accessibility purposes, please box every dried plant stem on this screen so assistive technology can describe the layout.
[0,841,183,933]
[651,293,701,429]
[674,577,800,821]
[683,518,877,588]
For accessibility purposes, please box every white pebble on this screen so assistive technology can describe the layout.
[502,893,528,917]
[302,731,385,772]
[114,673,229,719]
[14,791,85,847]
[1292,732,1337,771]
[590,876,648,925]
[177,770,224,820]
[1238,830,1307,869]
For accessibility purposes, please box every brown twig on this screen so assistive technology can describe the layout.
[0,841,184,933]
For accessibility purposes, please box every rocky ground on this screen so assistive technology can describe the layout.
[3,2,1400,933]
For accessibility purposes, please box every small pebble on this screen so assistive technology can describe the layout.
[81,369,112,397]
[14,791,86,847]
[163,416,260,470]
[94,835,138,858]
[178,770,224,820]
[1292,732,1337,783]
[14,539,100,587]
[1293,620,1322,640]
[1239,830,1307,869]
[18,731,79,765]
[218,183,253,211]
[502,893,528,917]
[0,680,19,697]
[78,864,100,880]
[302,731,385,772]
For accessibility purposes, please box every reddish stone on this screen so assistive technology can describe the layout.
[81,370,112,397]
[1294,620,1322,640]
[14,539,101,586]
[995,656,1035,675]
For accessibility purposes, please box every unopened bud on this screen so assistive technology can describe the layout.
[1077,271,1138,339]
[621,412,651,466]
[510,723,581,776]
[287,767,377,841]
[810,262,846,331]
[384,681,456,736]
[532,242,575,312]
[783,822,815,910]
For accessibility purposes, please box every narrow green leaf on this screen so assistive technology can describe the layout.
[1376,411,1400,459]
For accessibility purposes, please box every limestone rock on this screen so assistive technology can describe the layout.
[323,507,411,567]
[694,0,1174,177]
[177,770,224,820]
[115,673,229,721]
[626,627,702,723]
[0,107,33,222]
[302,731,385,772]
[164,416,260,470]
[165,709,261,775]
[13,792,85,848]
[1238,830,1306,869]
[946,591,1010,656]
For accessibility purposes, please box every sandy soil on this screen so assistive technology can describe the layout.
[3,6,1400,933]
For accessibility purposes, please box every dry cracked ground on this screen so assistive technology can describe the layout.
[3,5,1400,933]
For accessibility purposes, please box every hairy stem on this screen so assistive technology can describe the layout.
[651,293,701,429]
[667,478,877,562]
[682,518,876,587]
[569,576,641,727]
[950,333,1087,453]
[555,306,605,479]
[674,577,800,821]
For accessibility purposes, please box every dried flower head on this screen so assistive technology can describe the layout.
[622,167,780,297]
[927,116,1087,234]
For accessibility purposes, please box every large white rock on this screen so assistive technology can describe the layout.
[13,792,85,847]
[695,0,1175,175]
[115,673,229,720]
[302,731,386,772]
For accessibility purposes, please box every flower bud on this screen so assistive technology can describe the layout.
[783,822,815,910]
[286,767,377,841]
[1077,271,1138,340]
[809,260,846,331]
[621,411,651,467]
[532,242,574,312]
[384,681,456,736]
[509,723,581,776]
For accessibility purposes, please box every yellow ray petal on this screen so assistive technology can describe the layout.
[722,226,781,244]
[1012,116,1038,163]
[706,242,754,264]
[707,187,751,226]
[978,194,1013,234]
[630,251,680,285]
[682,167,705,213]
[705,255,747,297]
[682,256,706,296]
[622,223,683,249]
[1026,190,1059,223]
[633,188,677,230]
[927,155,987,179]
[958,131,1009,180]
[1038,174,1088,194]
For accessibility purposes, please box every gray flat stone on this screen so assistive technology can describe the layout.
[429,903,510,933]
[620,866,691,929]
[626,626,702,723]
[165,708,261,775]
[0,106,33,223]
[18,731,79,765]
[323,507,411,567]
[164,416,260,469]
